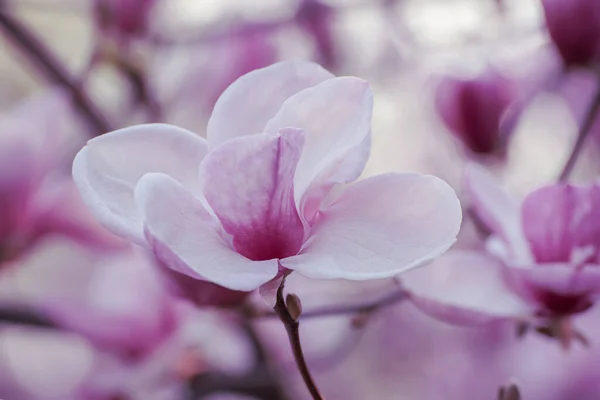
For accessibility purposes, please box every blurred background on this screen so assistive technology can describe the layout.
[0,0,599,399]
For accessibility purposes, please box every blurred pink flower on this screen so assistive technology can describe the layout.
[0,92,119,265]
[157,27,278,131]
[96,0,158,38]
[43,248,177,359]
[542,0,600,66]
[403,165,600,324]
[434,68,516,155]
[73,60,462,292]
[0,238,255,399]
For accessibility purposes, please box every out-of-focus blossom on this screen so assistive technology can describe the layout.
[0,92,119,266]
[42,248,177,359]
[157,28,278,131]
[402,251,533,325]
[73,60,462,292]
[0,238,255,399]
[403,165,600,326]
[467,165,600,319]
[434,68,516,155]
[541,0,600,66]
[296,0,338,69]
[95,0,158,38]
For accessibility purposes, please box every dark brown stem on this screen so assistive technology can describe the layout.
[0,306,57,328]
[0,6,112,136]
[558,85,600,181]
[274,279,325,400]
[256,287,406,320]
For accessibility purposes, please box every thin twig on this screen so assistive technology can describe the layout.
[0,5,111,135]
[255,288,406,320]
[0,306,57,328]
[558,85,600,181]
[274,278,325,400]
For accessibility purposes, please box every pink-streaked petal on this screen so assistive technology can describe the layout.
[263,77,373,223]
[281,173,462,280]
[506,263,600,299]
[207,60,334,148]
[504,262,600,316]
[72,124,208,244]
[464,164,532,263]
[402,251,532,325]
[521,184,600,263]
[200,131,305,261]
[136,173,278,291]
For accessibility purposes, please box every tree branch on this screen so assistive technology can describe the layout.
[0,5,111,135]
[273,278,325,400]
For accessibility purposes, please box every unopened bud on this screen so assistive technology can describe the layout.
[434,68,515,155]
[542,0,600,66]
[286,293,303,321]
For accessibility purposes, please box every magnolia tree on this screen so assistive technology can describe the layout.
[0,0,599,399]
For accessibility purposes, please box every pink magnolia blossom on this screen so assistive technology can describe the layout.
[541,0,600,66]
[72,60,462,291]
[0,92,118,265]
[402,165,600,324]
[0,237,255,399]
[434,68,516,155]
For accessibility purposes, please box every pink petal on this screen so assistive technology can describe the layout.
[45,250,176,356]
[263,77,373,223]
[281,173,462,280]
[464,164,532,262]
[28,177,127,252]
[206,60,334,148]
[72,124,208,244]
[200,130,305,261]
[506,263,600,300]
[135,173,278,291]
[402,251,532,325]
[521,184,600,263]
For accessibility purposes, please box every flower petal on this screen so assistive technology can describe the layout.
[281,173,462,279]
[72,124,208,244]
[136,173,278,291]
[464,164,532,262]
[505,262,600,316]
[200,130,305,261]
[263,77,373,223]
[402,251,532,325]
[521,183,600,263]
[207,60,334,148]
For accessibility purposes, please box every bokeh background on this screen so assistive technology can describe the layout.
[0,0,599,399]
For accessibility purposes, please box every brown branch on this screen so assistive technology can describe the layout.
[558,85,600,181]
[0,306,57,328]
[253,287,406,320]
[273,278,325,400]
[0,5,111,136]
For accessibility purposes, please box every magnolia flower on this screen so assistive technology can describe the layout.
[402,165,600,325]
[73,60,462,291]
[434,68,515,155]
[1,237,254,399]
[0,92,118,265]
[542,0,600,66]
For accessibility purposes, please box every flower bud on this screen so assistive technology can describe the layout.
[435,69,515,155]
[542,0,600,66]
